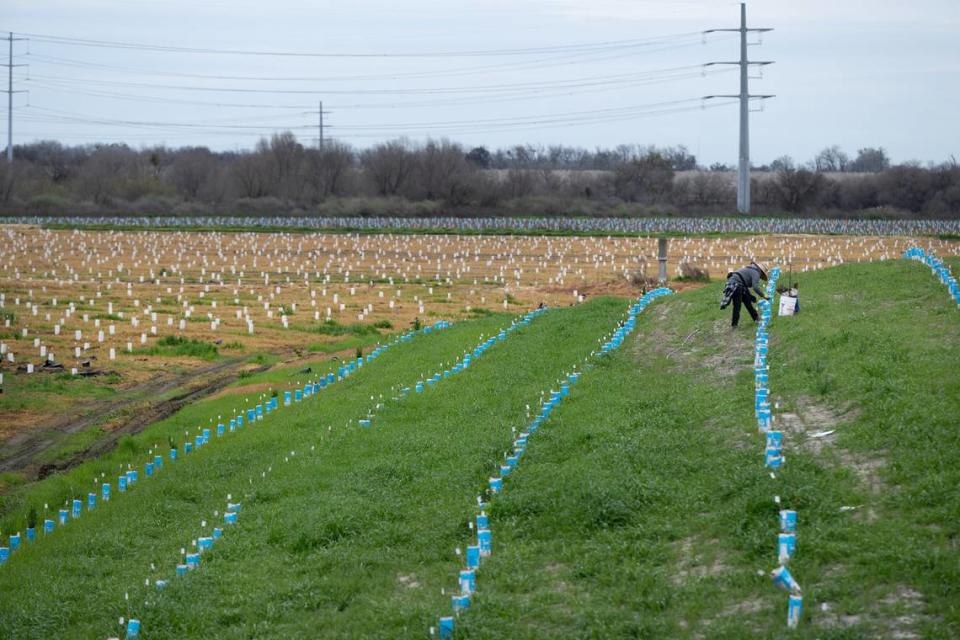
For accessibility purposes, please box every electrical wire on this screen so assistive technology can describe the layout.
[11,29,704,58]
[16,98,736,138]
[20,106,313,131]
[21,83,317,110]
[24,63,722,96]
[332,102,737,138]
[26,67,735,122]
[24,66,734,112]
[19,36,730,83]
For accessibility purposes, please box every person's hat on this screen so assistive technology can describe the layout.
[750,261,769,279]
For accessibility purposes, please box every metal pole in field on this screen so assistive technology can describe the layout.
[4,32,27,163]
[703,3,774,214]
[6,32,12,163]
[737,3,749,214]
[657,237,668,284]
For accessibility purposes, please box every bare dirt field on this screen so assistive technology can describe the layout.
[1,225,957,478]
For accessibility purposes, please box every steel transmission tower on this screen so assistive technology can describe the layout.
[703,3,774,214]
[317,101,332,150]
[5,32,28,163]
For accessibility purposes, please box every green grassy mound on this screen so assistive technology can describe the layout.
[459,259,959,639]
[0,298,627,639]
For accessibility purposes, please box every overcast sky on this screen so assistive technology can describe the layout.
[3,0,959,165]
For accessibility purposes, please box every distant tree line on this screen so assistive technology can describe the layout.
[0,134,957,218]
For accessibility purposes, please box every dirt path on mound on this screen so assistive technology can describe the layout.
[632,295,936,637]
[0,341,390,481]
[0,357,270,480]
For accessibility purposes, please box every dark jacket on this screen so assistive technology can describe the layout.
[729,265,767,298]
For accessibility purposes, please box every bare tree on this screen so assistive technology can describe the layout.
[303,141,354,200]
[259,132,306,199]
[660,145,698,171]
[504,144,538,169]
[15,140,83,183]
[503,169,536,198]
[144,146,173,180]
[876,166,935,212]
[361,139,417,196]
[168,148,218,200]
[415,139,473,202]
[849,147,891,173]
[674,172,735,207]
[770,167,827,212]
[76,145,139,204]
[230,153,272,199]
[769,156,795,172]
[0,160,24,203]
[814,145,850,172]
[613,152,674,202]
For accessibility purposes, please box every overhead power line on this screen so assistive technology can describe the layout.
[24,104,314,125]
[19,37,731,83]
[17,98,737,138]
[25,66,735,112]
[24,64,721,96]
[20,105,313,131]
[319,101,739,138]
[9,29,704,58]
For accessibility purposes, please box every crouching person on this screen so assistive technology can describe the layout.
[720,261,770,327]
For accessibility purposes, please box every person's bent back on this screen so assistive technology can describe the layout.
[720,261,770,328]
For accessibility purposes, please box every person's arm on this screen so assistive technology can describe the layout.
[754,284,769,299]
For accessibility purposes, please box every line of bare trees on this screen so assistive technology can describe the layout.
[0,134,957,218]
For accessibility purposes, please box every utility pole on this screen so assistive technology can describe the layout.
[657,237,668,285]
[5,32,28,163]
[703,3,774,214]
[316,100,335,151]
[318,100,324,151]
[316,102,332,151]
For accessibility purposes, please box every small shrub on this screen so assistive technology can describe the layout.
[678,263,711,282]
[117,436,139,454]
[26,193,73,214]
[310,320,378,337]
[144,335,218,360]
[626,270,658,288]
[468,307,493,317]
[0,471,25,490]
